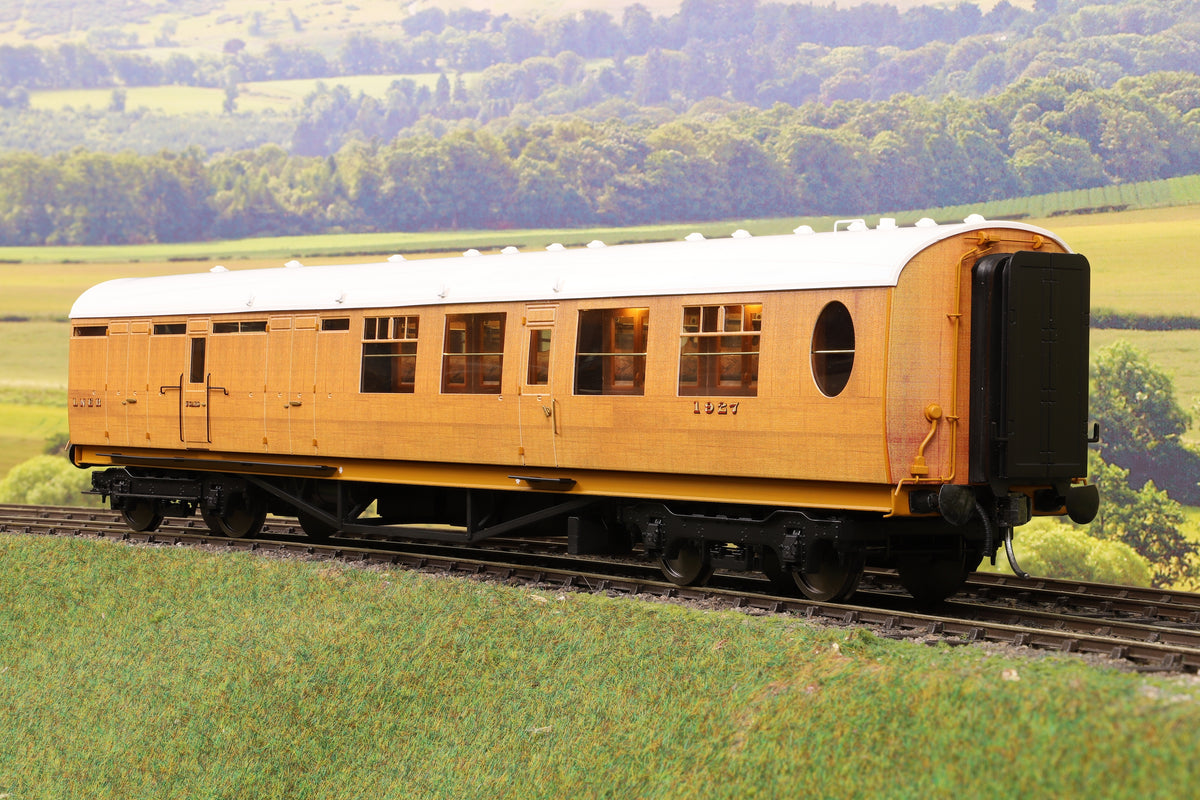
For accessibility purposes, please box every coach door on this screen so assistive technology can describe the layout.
[265,315,318,454]
[182,320,213,447]
[518,304,559,466]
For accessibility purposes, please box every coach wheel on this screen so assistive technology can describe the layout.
[766,541,862,603]
[658,540,714,586]
[120,500,163,533]
[896,550,978,605]
[297,511,338,541]
[201,491,267,539]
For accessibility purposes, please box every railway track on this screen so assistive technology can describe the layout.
[6,503,1200,673]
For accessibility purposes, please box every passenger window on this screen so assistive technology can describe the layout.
[574,308,649,396]
[442,313,506,394]
[527,329,552,386]
[811,301,855,397]
[361,315,419,394]
[679,303,761,396]
[213,320,267,333]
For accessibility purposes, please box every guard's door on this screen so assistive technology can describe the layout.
[182,323,212,447]
[518,304,559,467]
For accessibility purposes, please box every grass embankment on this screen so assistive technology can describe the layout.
[1,534,1197,798]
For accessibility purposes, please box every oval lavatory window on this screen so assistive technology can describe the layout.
[811,301,855,397]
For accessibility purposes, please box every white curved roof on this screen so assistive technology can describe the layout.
[69,220,1068,320]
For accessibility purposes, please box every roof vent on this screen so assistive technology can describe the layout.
[501,246,520,255]
[877,218,897,230]
[586,240,606,249]
[964,213,986,224]
[387,254,406,263]
[546,243,565,251]
[834,219,867,232]
[732,229,751,238]
[463,249,482,257]
[284,259,303,268]
[210,265,228,273]
[915,217,938,228]
[793,225,814,235]
[685,232,705,242]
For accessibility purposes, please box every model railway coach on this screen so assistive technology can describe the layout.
[68,217,1099,603]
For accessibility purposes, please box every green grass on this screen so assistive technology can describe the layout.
[0,218,828,267]
[1035,206,1200,319]
[0,533,1197,798]
[0,403,65,476]
[0,321,69,475]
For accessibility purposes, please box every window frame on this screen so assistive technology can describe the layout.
[360,314,420,394]
[810,300,855,398]
[677,303,761,397]
[574,307,650,396]
[441,312,506,395]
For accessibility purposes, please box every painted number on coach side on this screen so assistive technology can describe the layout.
[693,401,739,416]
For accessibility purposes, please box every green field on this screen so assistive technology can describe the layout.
[29,73,448,115]
[1042,206,1200,319]
[0,533,1196,798]
[0,321,69,475]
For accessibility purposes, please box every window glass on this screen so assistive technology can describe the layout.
[73,325,108,337]
[442,313,505,394]
[575,308,649,395]
[361,315,419,393]
[322,318,350,331]
[678,303,761,397]
[811,301,855,397]
[527,329,552,386]
[213,320,267,334]
[189,338,206,384]
[153,323,186,335]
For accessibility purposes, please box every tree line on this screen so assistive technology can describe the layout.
[1,69,1197,245]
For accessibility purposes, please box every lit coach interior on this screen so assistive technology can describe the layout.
[68,217,1099,603]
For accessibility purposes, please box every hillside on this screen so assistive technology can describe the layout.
[1,0,1198,244]
[1,0,682,51]
[0,0,1017,52]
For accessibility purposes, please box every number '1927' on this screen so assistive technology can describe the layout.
[693,401,739,416]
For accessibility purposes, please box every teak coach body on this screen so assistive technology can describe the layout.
[68,218,1099,602]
